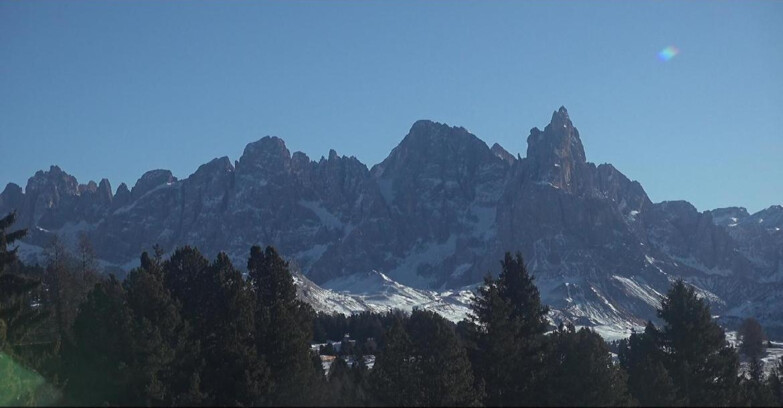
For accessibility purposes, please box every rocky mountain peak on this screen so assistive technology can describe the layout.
[95,178,113,204]
[376,120,497,174]
[750,205,783,229]
[236,136,292,177]
[709,207,750,227]
[408,119,443,134]
[192,157,234,178]
[131,169,177,199]
[527,106,586,164]
[112,182,131,209]
[25,165,79,197]
[241,136,289,160]
[0,183,24,211]
[491,143,516,165]
[397,120,479,151]
[291,151,313,176]
[525,106,587,189]
[115,182,130,198]
[78,181,98,194]
[549,105,572,129]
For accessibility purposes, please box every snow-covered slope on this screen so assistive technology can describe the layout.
[295,270,474,323]
[297,269,642,340]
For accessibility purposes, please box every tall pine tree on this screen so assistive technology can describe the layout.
[64,275,134,405]
[0,212,56,405]
[657,280,741,405]
[369,317,420,406]
[247,245,319,406]
[618,321,681,406]
[768,356,783,406]
[541,324,632,406]
[406,309,480,406]
[201,252,270,405]
[163,246,212,328]
[0,212,44,357]
[468,252,549,406]
[327,356,371,406]
[123,251,203,405]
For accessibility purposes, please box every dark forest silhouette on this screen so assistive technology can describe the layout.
[2,211,783,406]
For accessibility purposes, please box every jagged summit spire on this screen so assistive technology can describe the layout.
[525,106,587,190]
[548,105,573,130]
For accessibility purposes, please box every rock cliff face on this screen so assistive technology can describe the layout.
[3,107,781,335]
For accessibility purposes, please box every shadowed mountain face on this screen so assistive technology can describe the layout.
[3,107,782,335]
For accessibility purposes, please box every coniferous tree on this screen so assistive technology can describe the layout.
[0,212,45,356]
[0,212,56,405]
[768,356,783,406]
[737,318,775,406]
[327,356,371,406]
[658,280,741,405]
[247,245,319,406]
[123,251,202,406]
[740,318,767,360]
[618,322,680,406]
[76,233,98,278]
[369,317,420,406]
[468,252,549,406]
[201,252,270,405]
[162,247,277,405]
[0,212,26,270]
[42,237,71,343]
[541,324,632,407]
[741,357,776,407]
[163,246,212,328]
[406,309,480,406]
[65,275,134,405]
[40,236,97,347]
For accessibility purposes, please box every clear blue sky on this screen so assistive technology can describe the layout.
[1,1,781,213]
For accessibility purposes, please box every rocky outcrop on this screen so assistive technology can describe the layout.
[491,143,516,165]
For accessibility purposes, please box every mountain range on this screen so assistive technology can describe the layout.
[3,107,781,338]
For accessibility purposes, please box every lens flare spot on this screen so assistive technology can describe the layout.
[658,46,680,61]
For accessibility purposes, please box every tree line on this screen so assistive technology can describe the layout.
[2,211,783,407]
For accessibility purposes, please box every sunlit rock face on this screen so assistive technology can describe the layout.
[2,107,781,336]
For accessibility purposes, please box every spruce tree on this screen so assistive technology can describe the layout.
[741,357,776,406]
[541,324,632,406]
[0,212,26,270]
[247,245,319,406]
[739,318,766,360]
[0,212,48,359]
[618,322,680,406]
[123,251,202,405]
[0,212,55,405]
[406,309,480,406]
[468,252,549,406]
[41,236,97,346]
[737,318,775,406]
[768,356,783,406]
[327,356,371,406]
[163,246,212,328]
[201,252,270,405]
[369,317,420,406]
[658,280,740,405]
[65,275,134,405]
